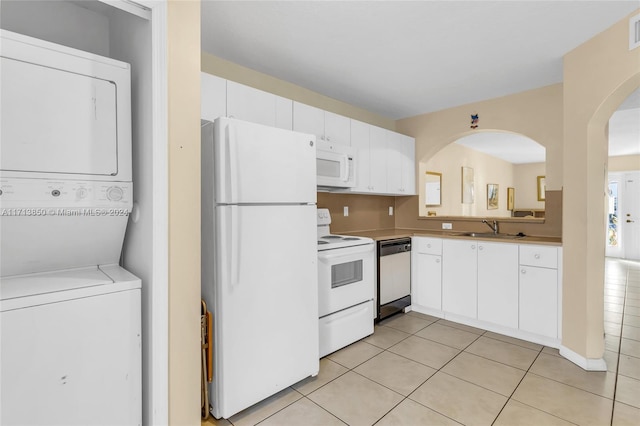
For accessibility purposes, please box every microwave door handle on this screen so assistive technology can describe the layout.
[342,154,349,182]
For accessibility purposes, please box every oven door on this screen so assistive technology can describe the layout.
[318,243,375,317]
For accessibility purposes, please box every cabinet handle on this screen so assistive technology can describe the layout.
[479,246,484,251]
[521,269,527,274]
[435,258,441,263]
[471,245,476,250]
[534,254,540,259]
[427,244,431,248]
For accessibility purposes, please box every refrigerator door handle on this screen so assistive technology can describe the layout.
[230,205,240,286]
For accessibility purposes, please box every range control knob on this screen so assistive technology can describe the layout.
[106,186,124,202]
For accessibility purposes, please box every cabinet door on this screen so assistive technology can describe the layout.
[201,73,226,122]
[412,252,442,311]
[227,81,277,127]
[399,134,416,195]
[519,266,558,338]
[293,102,325,141]
[324,111,350,145]
[442,239,477,318]
[350,119,371,192]
[477,242,519,328]
[386,132,403,194]
[369,126,388,193]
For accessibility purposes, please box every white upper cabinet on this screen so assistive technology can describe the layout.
[227,80,292,130]
[349,122,414,196]
[386,132,416,195]
[324,111,351,145]
[350,120,387,193]
[369,126,389,194]
[201,75,416,197]
[201,72,226,122]
[293,102,350,145]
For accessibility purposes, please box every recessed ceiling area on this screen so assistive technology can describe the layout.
[454,133,545,164]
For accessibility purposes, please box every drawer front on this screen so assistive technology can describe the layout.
[319,300,374,358]
[519,245,558,269]
[413,237,442,255]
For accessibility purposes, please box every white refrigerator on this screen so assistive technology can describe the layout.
[201,118,319,419]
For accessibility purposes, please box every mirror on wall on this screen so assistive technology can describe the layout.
[424,172,442,206]
[419,131,546,219]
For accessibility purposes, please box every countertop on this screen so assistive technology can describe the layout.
[348,228,562,246]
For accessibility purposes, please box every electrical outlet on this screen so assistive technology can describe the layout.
[442,223,453,230]
[343,206,349,217]
[389,206,394,216]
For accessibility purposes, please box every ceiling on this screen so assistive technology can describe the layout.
[454,133,545,164]
[201,1,640,161]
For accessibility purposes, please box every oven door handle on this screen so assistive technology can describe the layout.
[318,245,374,261]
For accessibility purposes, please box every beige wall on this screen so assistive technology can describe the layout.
[392,84,562,238]
[201,52,396,130]
[609,154,640,172]
[168,0,201,424]
[562,9,640,360]
[397,84,563,190]
[513,162,546,210]
[420,143,515,217]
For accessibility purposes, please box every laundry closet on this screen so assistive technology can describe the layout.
[0,1,167,424]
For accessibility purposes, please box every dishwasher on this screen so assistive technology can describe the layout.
[377,238,412,321]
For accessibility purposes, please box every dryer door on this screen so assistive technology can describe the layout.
[1,57,118,176]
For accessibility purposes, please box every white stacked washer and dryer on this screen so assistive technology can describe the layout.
[0,30,141,425]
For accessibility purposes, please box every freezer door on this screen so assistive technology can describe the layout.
[211,204,318,419]
[212,117,316,204]
[0,57,118,176]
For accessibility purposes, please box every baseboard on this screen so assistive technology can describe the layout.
[559,345,607,371]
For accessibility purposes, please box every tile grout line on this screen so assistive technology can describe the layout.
[608,267,629,426]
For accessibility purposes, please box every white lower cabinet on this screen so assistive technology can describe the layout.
[519,245,560,339]
[412,237,562,346]
[411,237,442,311]
[477,242,519,329]
[442,239,477,318]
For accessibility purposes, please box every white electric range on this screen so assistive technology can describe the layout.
[316,208,375,357]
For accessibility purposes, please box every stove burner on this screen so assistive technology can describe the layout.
[343,237,360,241]
[323,235,342,239]
[318,241,329,245]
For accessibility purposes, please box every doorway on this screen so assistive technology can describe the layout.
[607,172,640,260]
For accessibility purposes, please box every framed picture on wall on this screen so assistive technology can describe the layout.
[507,187,515,211]
[487,183,499,210]
[537,176,546,201]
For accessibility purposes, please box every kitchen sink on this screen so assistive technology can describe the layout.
[453,232,526,239]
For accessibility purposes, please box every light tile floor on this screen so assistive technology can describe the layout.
[204,257,640,425]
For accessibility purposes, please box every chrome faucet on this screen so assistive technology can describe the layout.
[482,219,499,234]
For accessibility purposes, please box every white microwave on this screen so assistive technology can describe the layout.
[316,140,356,188]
